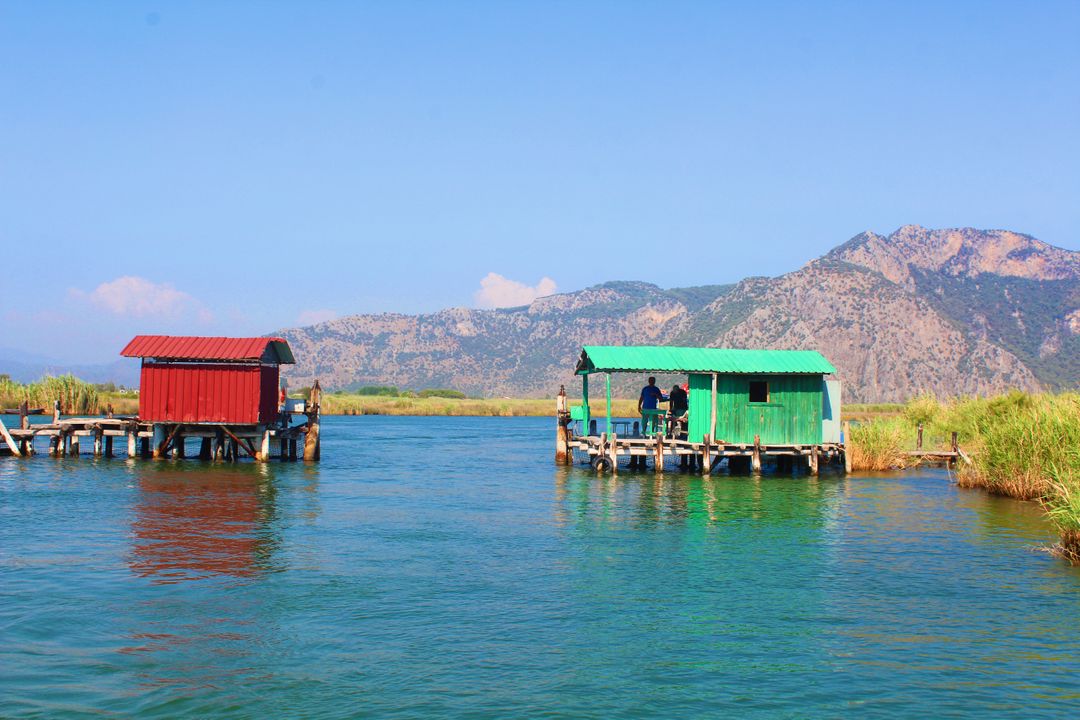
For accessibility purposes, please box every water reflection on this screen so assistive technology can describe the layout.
[554,465,844,530]
[129,464,282,584]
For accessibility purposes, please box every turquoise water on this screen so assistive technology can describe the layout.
[2,415,1080,718]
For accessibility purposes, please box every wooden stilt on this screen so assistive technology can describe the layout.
[104,435,113,458]
[214,429,225,461]
[609,432,618,475]
[127,431,137,458]
[654,433,664,474]
[199,437,212,460]
[69,432,79,457]
[702,436,711,476]
[259,428,271,462]
[140,437,150,459]
[751,435,761,474]
[0,416,22,457]
[93,427,103,457]
[173,433,185,459]
[303,381,321,461]
[808,447,819,476]
[842,421,852,474]
[555,386,569,464]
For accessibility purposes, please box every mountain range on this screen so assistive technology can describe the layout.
[277,226,1078,403]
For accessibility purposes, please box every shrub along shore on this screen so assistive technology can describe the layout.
[847,391,1080,562]
[0,374,138,416]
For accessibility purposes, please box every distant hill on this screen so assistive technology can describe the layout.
[278,226,1079,402]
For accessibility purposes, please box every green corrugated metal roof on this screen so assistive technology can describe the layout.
[576,345,836,375]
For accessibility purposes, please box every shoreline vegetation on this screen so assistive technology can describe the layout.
[848,391,1080,562]
[0,374,137,416]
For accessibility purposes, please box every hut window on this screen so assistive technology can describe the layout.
[749,381,769,403]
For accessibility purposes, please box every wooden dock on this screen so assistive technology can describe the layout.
[0,395,321,462]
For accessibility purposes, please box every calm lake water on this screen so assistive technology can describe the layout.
[2,415,1079,718]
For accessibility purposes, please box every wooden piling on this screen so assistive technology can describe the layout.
[93,427,103,457]
[303,381,321,461]
[917,423,923,450]
[842,421,852,474]
[69,432,79,457]
[751,435,761,474]
[127,431,137,458]
[0,416,22,457]
[555,386,569,465]
[199,437,212,460]
[259,428,271,462]
[702,436,712,476]
[808,447,819,476]
[654,433,664,474]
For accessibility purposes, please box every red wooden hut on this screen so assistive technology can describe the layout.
[121,336,295,425]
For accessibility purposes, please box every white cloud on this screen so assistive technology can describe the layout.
[71,276,210,320]
[474,273,557,309]
[297,309,339,326]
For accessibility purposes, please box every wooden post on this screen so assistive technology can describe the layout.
[199,437,212,460]
[917,423,923,450]
[49,434,59,457]
[303,381,321,461]
[710,373,718,441]
[140,437,150,459]
[951,431,959,453]
[19,400,28,430]
[609,432,618,474]
[173,432,185,459]
[53,399,61,424]
[70,432,79,457]
[604,373,612,438]
[0,416,22,457]
[752,434,761,474]
[127,431,137,458]
[581,374,590,437]
[654,432,664,474]
[214,429,225,461]
[596,432,606,474]
[808,447,819,476]
[842,421,852,474]
[259,428,271,462]
[93,427,103,457]
[702,435,711,476]
[105,435,113,458]
[555,386,569,464]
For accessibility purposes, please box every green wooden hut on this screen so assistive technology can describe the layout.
[573,345,838,446]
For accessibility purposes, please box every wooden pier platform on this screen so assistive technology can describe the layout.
[566,431,847,475]
[0,402,320,463]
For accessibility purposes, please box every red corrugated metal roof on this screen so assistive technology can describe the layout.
[120,335,295,364]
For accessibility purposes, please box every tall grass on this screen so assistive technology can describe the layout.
[0,375,106,415]
[851,391,1080,562]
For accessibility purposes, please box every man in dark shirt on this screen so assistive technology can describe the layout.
[668,384,689,437]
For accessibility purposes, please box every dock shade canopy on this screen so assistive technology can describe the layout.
[575,345,836,375]
[120,336,295,365]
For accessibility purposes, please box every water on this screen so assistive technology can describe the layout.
[2,416,1079,718]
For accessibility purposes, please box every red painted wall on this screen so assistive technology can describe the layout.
[139,363,280,424]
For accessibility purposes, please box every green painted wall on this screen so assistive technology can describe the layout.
[687,373,823,445]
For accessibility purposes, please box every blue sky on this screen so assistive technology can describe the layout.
[1,1,1078,362]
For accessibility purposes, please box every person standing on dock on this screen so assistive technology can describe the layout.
[667,384,688,438]
[637,376,666,435]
